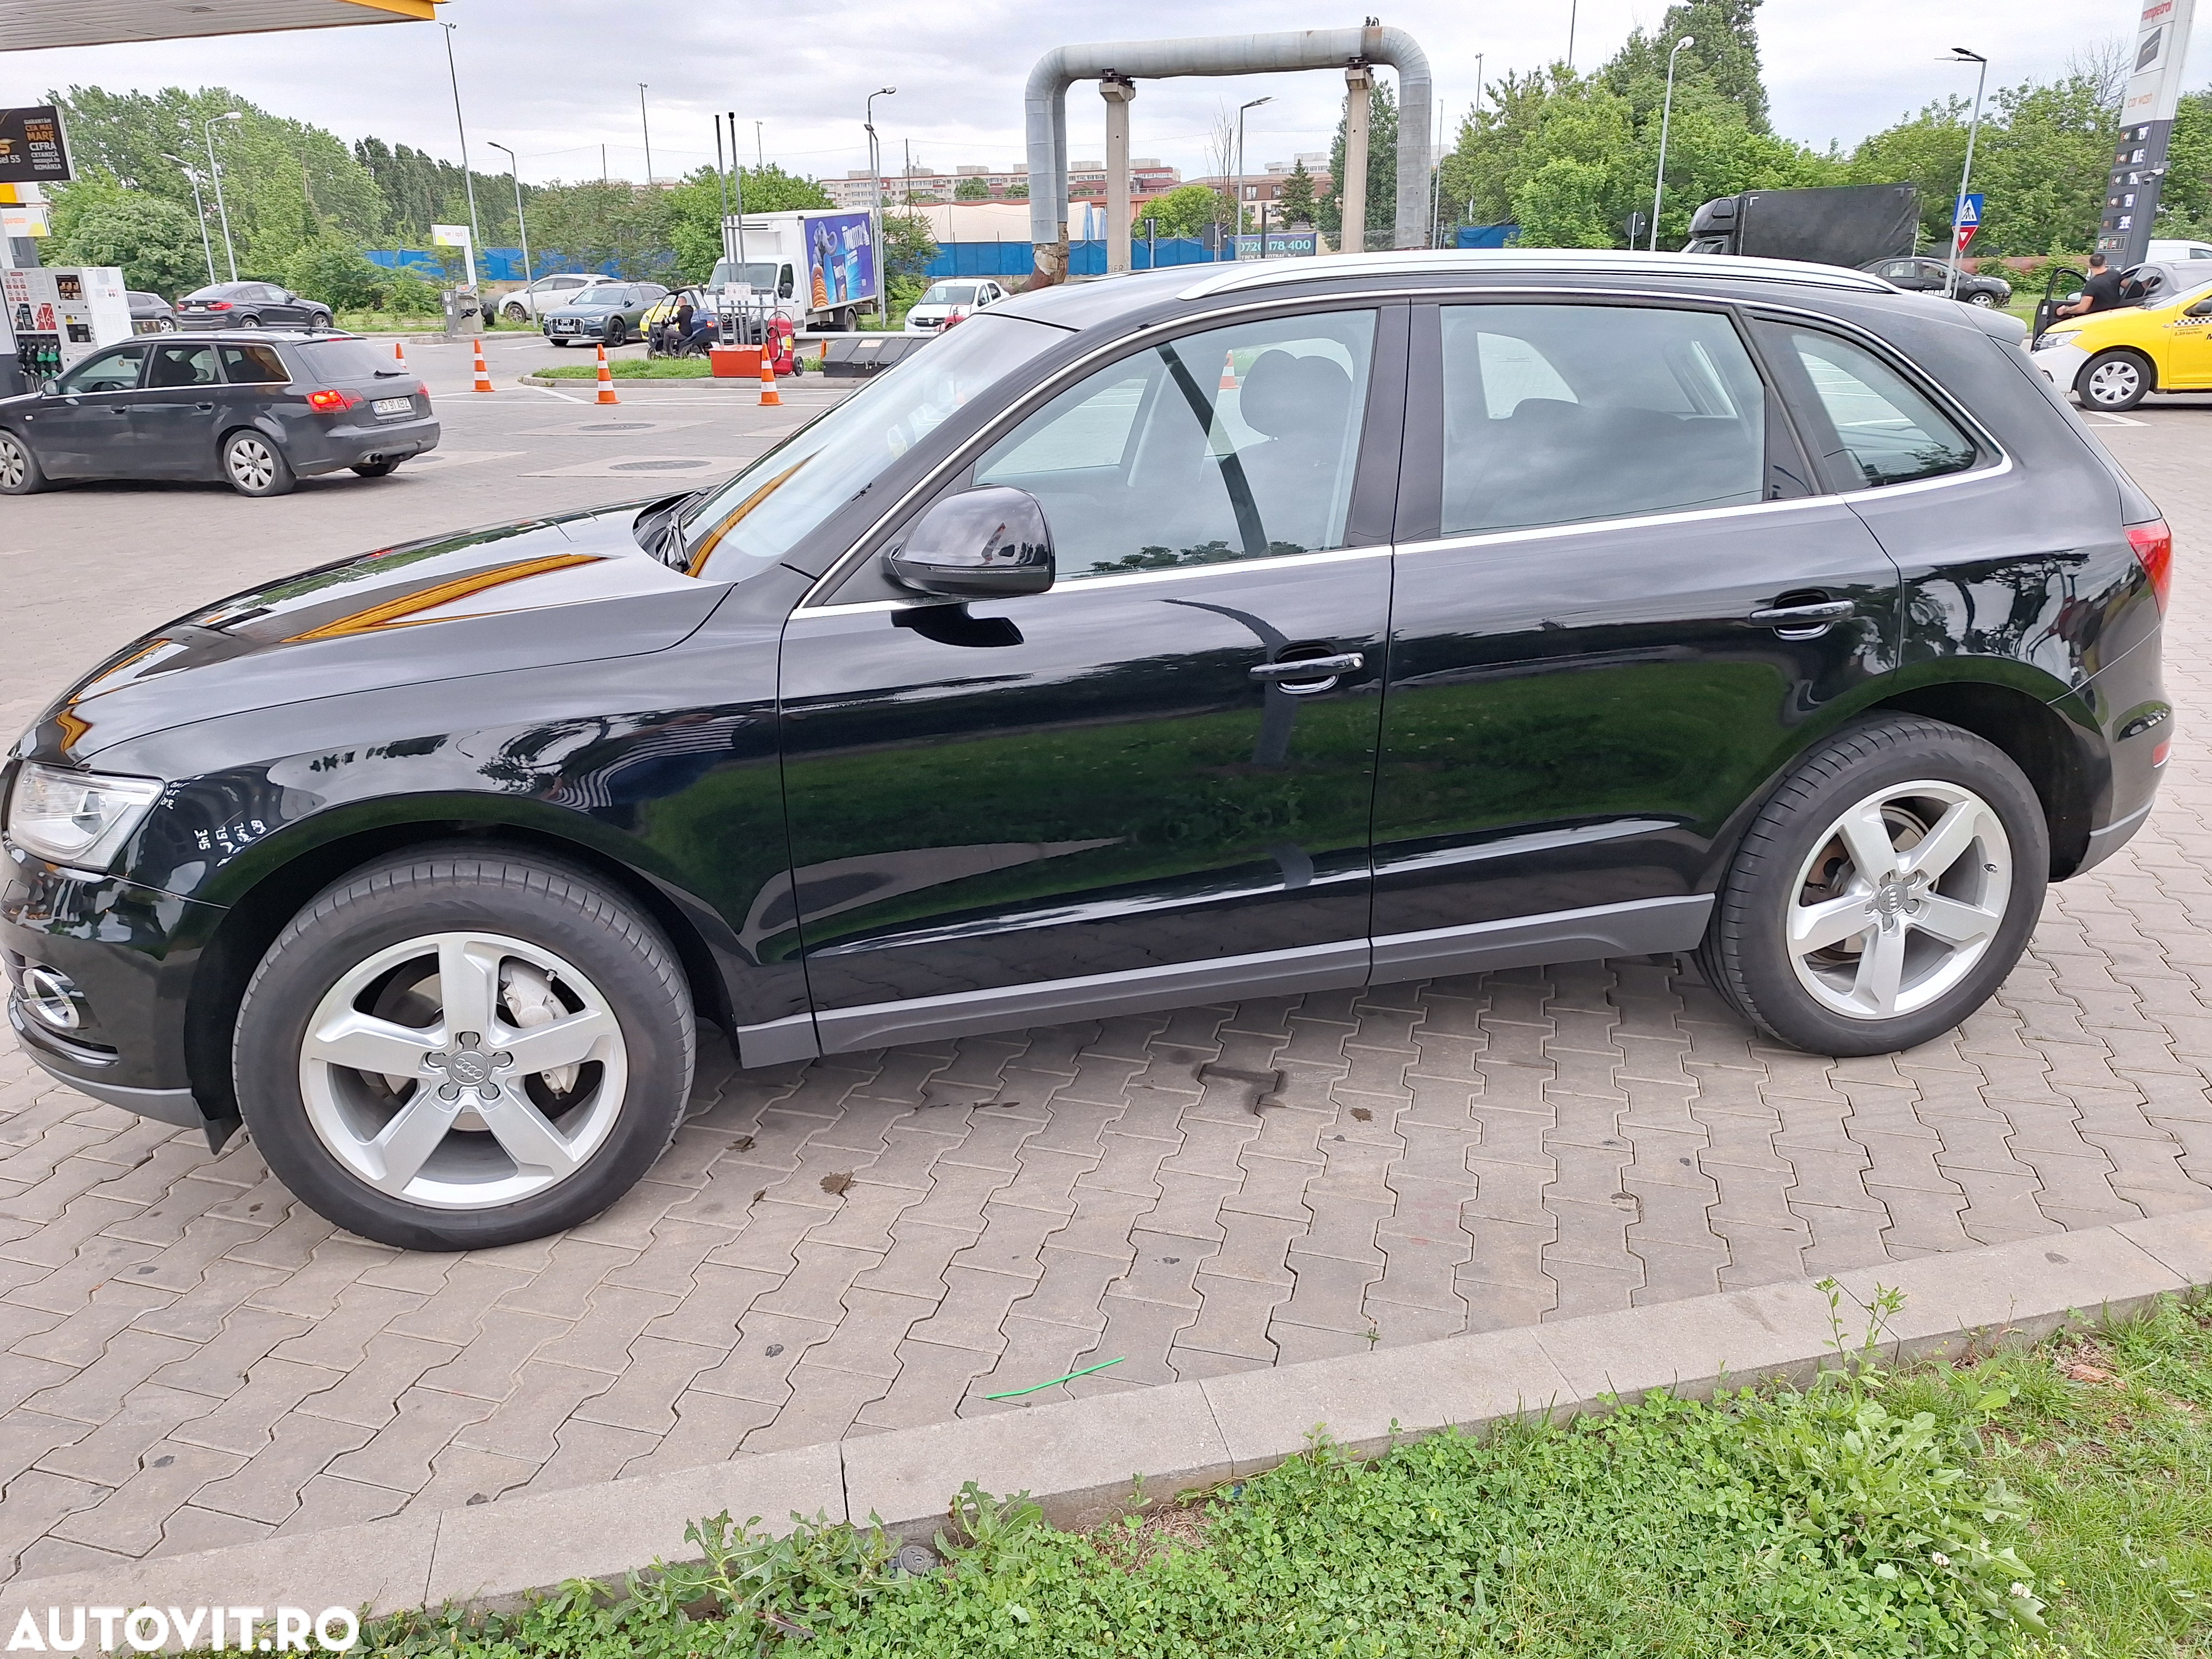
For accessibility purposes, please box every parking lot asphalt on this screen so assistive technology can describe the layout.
[2,374,2210,1582]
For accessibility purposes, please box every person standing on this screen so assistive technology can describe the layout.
[2057,253,2127,318]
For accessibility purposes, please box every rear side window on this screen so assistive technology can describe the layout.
[147,342,220,388]
[288,340,395,382]
[1438,304,1766,535]
[220,344,289,384]
[1766,325,1978,488]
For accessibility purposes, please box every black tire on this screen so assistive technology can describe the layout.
[307,312,332,331]
[1966,291,1998,307]
[232,847,695,1250]
[503,303,529,323]
[1694,716,2047,1057]
[2076,349,2153,412]
[222,428,295,497]
[351,460,400,478]
[0,427,45,495]
[238,313,261,327]
[550,338,569,348]
[604,318,626,347]
[157,317,178,332]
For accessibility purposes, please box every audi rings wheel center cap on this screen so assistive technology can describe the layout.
[425,1038,514,1101]
[1872,879,1909,923]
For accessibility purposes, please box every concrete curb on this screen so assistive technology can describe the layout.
[6,1211,2207,1631]
[515,372,825,389]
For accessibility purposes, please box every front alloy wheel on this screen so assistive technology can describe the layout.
[298,931,629,1210]
[1786,781,2011,1021]
[0,429,42,494]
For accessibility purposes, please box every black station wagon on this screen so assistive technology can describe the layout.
[2,251,2171,1249]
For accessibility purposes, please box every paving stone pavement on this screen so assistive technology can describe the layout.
[2,407,2210,1582]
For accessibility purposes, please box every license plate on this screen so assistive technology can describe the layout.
[372,396,413,416]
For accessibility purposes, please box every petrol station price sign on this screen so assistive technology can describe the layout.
[0,107,73,186]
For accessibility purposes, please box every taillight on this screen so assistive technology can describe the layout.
[304,388,359,413]
[2128,518,2172,612]
[205,300,232,311]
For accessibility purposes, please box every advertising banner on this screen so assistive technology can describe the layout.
[0,107,72,186]
[2101,0,2198,264]
[805,212,878,311]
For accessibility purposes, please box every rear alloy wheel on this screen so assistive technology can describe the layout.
[0,428,44,495]
[604,318,626,347]
[1696,717,2047,1056]
[222,429,295,496]
[237,313,261,327]
[503,303,529,323]
[233,848,693,1250]
[307,312,332,331]
[2078,349,2152,411]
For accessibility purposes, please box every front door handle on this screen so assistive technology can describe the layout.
[1748,599,1854,637]
[1251,651,1365,694]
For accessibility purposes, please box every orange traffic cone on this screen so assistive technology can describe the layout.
[594,343,620,406]
[1218,349,1238,392]
[391,339,408,372]
[757,345,782,408]
[471,338,492,394]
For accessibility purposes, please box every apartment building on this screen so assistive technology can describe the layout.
[826,158,1181,210]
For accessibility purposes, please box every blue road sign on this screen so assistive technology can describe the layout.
[1956,192,1984,228]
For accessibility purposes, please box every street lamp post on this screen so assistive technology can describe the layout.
[202,112,243,282]
[755,120,765,171]
[865,87,896,325]
[639,84,654,187]
[487,140,530,292]
[1943,47,1989,301]
[439,21,484,285]
[1650,35,1696,252]
[1236,95,1272,255]
[163,152,217,286]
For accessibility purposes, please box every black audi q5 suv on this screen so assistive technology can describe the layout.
[2,250,2170,1249]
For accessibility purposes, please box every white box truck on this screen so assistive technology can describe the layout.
[711,210,882,331]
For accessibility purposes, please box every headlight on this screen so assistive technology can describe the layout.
[3,764,165,868]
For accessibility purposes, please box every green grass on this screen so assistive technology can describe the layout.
[301,1293,2212,1658]
[533,356,723,380]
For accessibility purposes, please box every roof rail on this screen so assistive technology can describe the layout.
[1176,248,1900,301]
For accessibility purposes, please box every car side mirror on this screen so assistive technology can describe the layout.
[887,486,1054,599]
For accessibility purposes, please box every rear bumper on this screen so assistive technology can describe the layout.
[2066,629,2169,875]
[288,414,441,476]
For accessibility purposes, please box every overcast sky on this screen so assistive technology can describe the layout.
[2,0,2191,190]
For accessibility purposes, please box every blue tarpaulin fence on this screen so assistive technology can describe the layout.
[368,249,628,282]
[1456,223,1520,249]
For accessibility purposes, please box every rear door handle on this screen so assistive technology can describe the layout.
[1748,599,1854,636]
[1251,651,1365,693]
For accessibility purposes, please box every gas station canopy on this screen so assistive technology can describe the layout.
[1,0,439,52]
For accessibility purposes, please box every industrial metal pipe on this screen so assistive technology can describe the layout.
[1024,23,1432,285]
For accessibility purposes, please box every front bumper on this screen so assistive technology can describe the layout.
[2031,340,2089,391]
[1,846,224,1126]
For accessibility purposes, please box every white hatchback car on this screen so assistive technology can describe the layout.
[499,273,621,324]
[904,279,1009,333]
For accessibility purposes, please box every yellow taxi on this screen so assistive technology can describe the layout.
[2033,276,2212,411]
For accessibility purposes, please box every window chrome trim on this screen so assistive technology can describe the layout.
[794,542,1395,617]
[1391,452,2015,560]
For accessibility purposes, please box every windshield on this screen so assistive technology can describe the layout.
[920,282,980,305]
[682,312,1067,581]
[708,261,781,291]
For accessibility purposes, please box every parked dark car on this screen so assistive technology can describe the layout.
[127,291,177,333]
[1861,256,2014,308]
[0,331,437,497]
[177,280,333,331]
[541,282,668,346]
[2,251,2168,1250]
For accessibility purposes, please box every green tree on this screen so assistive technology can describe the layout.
[1005,179,1030,200]
[44,176,207,294]
[2159,91,2212,239]
[1603,0,1771,133]
[354,135,524,246]
[665,164,833,281]
[954,176,993,201]
[1145,182,1230,237]
[527,181,676,280]
[1276,159,1319,226]
[1321,80,1398,246]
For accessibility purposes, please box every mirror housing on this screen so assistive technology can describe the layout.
[887,486,1054,599]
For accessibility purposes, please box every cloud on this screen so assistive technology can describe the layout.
[4,0,2179,190]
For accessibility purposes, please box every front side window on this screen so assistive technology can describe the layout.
[1438,304,1766,536]
[974,309,1377,578]
[56,346,147,394]
[687,311,1069,580]
[1771,325,1978,488]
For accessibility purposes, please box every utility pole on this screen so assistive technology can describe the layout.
[865,87,896,324]
[713,114,732,272]
[756,120,765,171]
[1943,47,1989,301]
[1567,0,1578,69]
[203,112,242,282]
[1341,67,1373,255]
[439,21,483,282]
[164,152,217,286]
[1651,36,1696,250]
[488,140,530,286]
[639,84,654,186]
[1236,95,1271,255]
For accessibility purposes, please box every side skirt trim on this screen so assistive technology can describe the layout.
[1371,895,1714,982]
